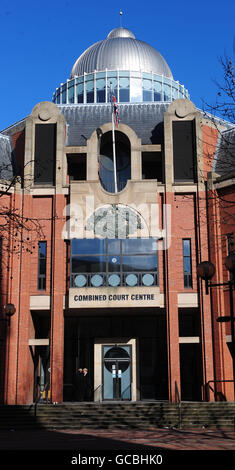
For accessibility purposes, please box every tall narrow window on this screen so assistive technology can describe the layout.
[173,120,196,182]
[34,124,56,185]
[183,239,192,288]
[99,131,131,193]
[38,241,47,290]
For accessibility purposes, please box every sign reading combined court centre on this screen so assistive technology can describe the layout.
[69,286,161,309]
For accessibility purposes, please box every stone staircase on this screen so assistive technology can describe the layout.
[0,402,235,430]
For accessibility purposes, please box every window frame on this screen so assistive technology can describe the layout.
[182,238,192,288]
[70,238,158,288]
[38,241,47,291]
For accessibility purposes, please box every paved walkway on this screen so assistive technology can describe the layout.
[0,427,235,450]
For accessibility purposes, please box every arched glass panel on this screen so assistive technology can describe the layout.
[62,84,67,104]
[68,79,75,103]
[119,72,130,102]
[153,78,162,101]
[107,73,117,102]
[96,72,106,103]
[143,77,152,102]
[172,84,179,101]
[54,72,189,105]
[130,77,142,102]
[99,131,131,193]
[85,74,94,103]
[164,83,171,101]
[76,77,84,103]
[55,90,60,104]
[179,85,185,98]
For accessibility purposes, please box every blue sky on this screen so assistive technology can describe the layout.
[0,0,234,130]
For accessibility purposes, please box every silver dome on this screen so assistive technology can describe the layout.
[70,27,173,79]
[107,27,135,39]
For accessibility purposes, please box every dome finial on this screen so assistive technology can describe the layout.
[120,10,123,27]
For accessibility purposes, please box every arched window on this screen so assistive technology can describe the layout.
[99,131,131,193]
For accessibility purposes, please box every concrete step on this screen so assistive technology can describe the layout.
[0,402,234,430]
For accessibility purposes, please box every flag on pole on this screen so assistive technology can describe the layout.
[112,94,120,127]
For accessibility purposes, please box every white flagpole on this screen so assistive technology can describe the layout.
[111,82,118,193]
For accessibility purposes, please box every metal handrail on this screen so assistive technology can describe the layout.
[34,381,50,416]
[205,379,234,401]
[175,381,181,429]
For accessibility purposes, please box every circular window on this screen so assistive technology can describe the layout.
[125,273,138,286]
[104,346,130,373]
[142,273,154,286]
[108,274,120,287]
[74,274,87,287]
[91,274,103,287]
[104,346,130,359]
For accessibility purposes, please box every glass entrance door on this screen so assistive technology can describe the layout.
[103,345,132,400]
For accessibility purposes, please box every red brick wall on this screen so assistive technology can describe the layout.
[202,125,219,177]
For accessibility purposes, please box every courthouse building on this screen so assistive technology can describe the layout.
[0,26,234,405]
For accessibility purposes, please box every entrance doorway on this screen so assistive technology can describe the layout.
[63,315,169,402]
[103,345,132,400]
[94,338,137,401]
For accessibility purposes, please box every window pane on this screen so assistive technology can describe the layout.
[179,85,184,98]
[172,85,179,100]
[39,258,46,275]
[183,239,191,256]
[143,72,152,79]
[62,84,66,104]
[56,91,60,104]
[39,241,47,257]
[153,79,162,101]
[183,239,192,287]
[107,77,117,101]
[119,77,130,102]
[131,71,141,78]
[76,77,84,103]
[68,80,74,103]
[130,77,142,102]
[164,83,171,101]
[96,78,106,103]
[122,238,157,254]
[119,71,129,77]
[72,255,106,273]
[122,255,157,272]
[96,72,105,79]
[86,77,94,103]
[143,78,152,102]
[72,238,106,255]
[183,257,191,273]
[38,241,46,290]
[107,255,120,272]
[107,239,121,254]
